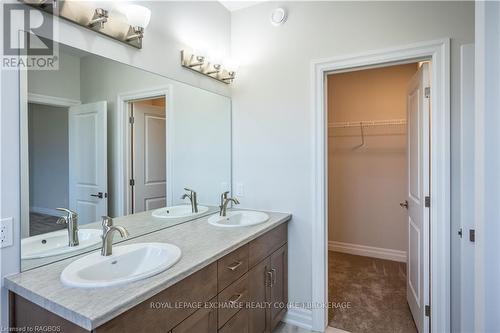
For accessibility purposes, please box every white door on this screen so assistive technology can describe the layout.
[68,101,107,224]
[406,63,430,332]
[131,102,166,213]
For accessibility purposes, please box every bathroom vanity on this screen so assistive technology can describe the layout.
[7,211,290,333]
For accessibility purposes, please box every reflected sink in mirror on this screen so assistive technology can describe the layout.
[152,205,209,219]
[21,229,102,260]
[60,243,182,288]
[208,211,270,228]
[20,37,231,271]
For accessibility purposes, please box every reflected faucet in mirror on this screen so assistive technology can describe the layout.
[181,188,198,213]
[56,208,79,247]
[20,38,231,271]
[220,196,240,217]
[101,216,130,256]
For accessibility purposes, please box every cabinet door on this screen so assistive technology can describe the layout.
[248,257,271,333]
[171,302,217,333]
[269,245,288,331]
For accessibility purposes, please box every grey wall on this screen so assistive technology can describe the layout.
[0,1,231,327]
[79,55,231,216]
[28,51,81,101]
[230,1,474,327]
[28,104,69,216]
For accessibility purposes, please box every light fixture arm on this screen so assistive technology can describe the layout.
[205,63,221,75]
[126,26,144,42]
[88,8,109,29]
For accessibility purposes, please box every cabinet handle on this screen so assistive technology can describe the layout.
[271,268,277,286]
[267,271,273,287]
[227,261,243,271]
[228,293,243,305]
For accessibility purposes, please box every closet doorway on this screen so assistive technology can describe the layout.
[327,62,430,333]
[127,96,167,214]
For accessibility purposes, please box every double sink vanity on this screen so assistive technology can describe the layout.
[7,205,290,333]
[11,37,290,333]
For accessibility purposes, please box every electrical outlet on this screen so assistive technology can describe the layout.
[0,217,13,248]
[236,183,245,197]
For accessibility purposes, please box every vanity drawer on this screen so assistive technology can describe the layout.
[95,262,217,333]
[218,308,249,333]
[217,273,249,328]
[171,297,217,333]
[218,244,249,292]
[248,224,287,268]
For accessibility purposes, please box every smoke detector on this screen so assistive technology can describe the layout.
[270,8,287,26]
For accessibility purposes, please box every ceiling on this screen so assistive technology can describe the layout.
[219,1,266,12]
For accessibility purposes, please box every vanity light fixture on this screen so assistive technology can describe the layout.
[181,50,237,84]
[88,8,109,30]
[20,0,151,49]
[121,4,151,43]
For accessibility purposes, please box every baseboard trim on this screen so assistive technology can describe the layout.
[328,241,407,263]
[30,206,62,217]
[283,307,312,330]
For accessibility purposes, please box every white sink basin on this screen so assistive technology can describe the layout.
[208,210,270,228]
[21,229,102,260]
[60,242,181,288]
[152,205,209,219]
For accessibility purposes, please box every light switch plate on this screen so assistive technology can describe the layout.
[0,217,13,248]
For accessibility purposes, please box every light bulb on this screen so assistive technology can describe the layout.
[120,4,151,28]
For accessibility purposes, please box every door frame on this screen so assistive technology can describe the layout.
[310,39,451,332]
[19,66,81,238]
[116,86,173,216]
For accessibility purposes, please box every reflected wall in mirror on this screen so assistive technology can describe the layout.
[21,41,231,271]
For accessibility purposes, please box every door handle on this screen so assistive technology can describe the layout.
[227,261,243,271]
[267,271,273,287]
[228,293,243,306]
[399,200,408,209]
[271,268,277,286]
[91,192,105,199]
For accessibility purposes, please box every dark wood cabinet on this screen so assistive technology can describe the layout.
[269,245,288,331]
[10,223,288,333]
[171,298,217,333]
[248,258,271,333]
[246,245,287,333]
[219,308,249,333]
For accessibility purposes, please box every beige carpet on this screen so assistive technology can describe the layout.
[328,251,417,333]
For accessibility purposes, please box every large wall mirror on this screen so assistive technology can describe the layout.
[21,40,231,271]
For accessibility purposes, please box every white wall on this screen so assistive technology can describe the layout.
[28,103,69,217]
[80,55,231,216]
[231,1,474,324]
[474,2,500,332]
[0,1,231,327]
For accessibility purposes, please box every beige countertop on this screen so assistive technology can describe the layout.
[5,209,291,331]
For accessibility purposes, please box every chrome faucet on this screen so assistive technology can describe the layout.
[219,191,230,213]
[56,208,79,247]
[181,188,198,213]
[220,196,240,217]
[101,216,129,256]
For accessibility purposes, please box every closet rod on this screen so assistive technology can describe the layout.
[329,119,407,129]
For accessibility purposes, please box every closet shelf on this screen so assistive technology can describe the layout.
[329,119,407,129]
